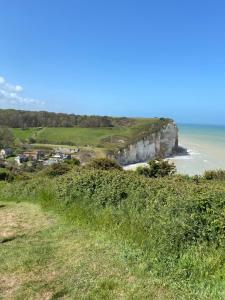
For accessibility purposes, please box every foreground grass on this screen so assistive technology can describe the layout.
[0,201,177,299]
[2,168,225,299]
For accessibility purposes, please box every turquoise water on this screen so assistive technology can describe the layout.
[169,124,225,175]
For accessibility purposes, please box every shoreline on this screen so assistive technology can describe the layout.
[123,123,225,175]
[123,147,191,172]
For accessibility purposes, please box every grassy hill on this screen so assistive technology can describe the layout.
[12,117,171,152]
[1,167,225,299]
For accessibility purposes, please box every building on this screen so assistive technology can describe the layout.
[0,148,13,159]
[52,152,71,162]
[15,155,28,165]
[52,152,64,160]
[43,158,59,166]
[23,150,45,161]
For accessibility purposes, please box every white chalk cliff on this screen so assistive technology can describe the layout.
[115,122,179,165]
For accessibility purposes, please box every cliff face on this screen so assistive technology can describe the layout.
[115,122,178,165]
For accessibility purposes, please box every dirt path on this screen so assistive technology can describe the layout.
[0,201,175,300]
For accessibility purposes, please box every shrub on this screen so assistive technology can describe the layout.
[20,161,44,173]
[136,166,152,177]
[0,161,6,168]
[45,163,71,177]
[28,137,36,143]
[64,158,81,166]
[204,169,225,180]
[0,168,14,181]
[2,167,225,297]
[87,158,122,170]
[137,159,176,178]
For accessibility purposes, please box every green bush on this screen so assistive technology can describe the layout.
[0,168,14,181]
[45,163,71,177]
[204,169,225,180]
[2,168,225,298]
[137,159,176,178]
[51,167,225,278]
[87,157,122,170]
[64,158,81,166]
[28,137,36,143]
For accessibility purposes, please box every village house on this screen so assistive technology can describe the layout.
[23,150,45,161]
[52,151,71,161]
[0,148,13,159]
[15,155,29,165]
[43,158,59,166]
[52,152,64,160]
[42,151,71,166]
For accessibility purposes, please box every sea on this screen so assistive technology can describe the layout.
[169,124,225,175]
[124,124,225,176]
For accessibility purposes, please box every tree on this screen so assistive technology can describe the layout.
[0,127,14,148]
[45,163,71,177]
[87,157,122,170]
[137,159,176,178]
[64,158,81,166]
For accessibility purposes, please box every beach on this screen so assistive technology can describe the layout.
[124,124,225,175]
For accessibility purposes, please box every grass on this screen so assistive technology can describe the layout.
[2,167,225,299]
[11,118,170,151]
[12,128,42,141]
[0,201,177,299]
[35,127,133,147]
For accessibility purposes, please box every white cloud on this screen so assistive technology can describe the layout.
[0,75,45,108]
[0,76,5,84]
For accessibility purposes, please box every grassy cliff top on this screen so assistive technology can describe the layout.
[12,117,173,151]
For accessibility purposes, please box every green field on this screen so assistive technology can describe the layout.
[36,127,132,147]
[12,127,42,141]
[12,118,170,151]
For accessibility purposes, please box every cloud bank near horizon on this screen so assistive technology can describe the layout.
[0,75,45,108]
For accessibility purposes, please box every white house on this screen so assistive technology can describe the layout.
[43,158,59,166]
[0,148,13,159]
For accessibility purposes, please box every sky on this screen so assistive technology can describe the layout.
[0,0,225,124]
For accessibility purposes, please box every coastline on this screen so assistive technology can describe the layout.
[123,124,225,175]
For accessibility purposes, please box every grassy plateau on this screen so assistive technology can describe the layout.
[11,118,170,151]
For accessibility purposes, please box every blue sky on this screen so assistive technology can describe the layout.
[0,0,225,124]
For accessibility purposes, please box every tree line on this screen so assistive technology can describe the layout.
[0,109,133,128]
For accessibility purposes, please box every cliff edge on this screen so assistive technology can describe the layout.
[113,121,179,165]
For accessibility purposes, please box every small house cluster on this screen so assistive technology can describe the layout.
[15,150,45,165]
[43,147,79,166]
[43,152,71,166]
[0,147,80,167]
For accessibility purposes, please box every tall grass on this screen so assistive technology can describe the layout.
[1,168,225,298]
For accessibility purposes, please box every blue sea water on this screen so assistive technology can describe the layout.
[169,124,225,175]
[124,123,225,175]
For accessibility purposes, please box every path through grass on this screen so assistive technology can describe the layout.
[0,201,177,300]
